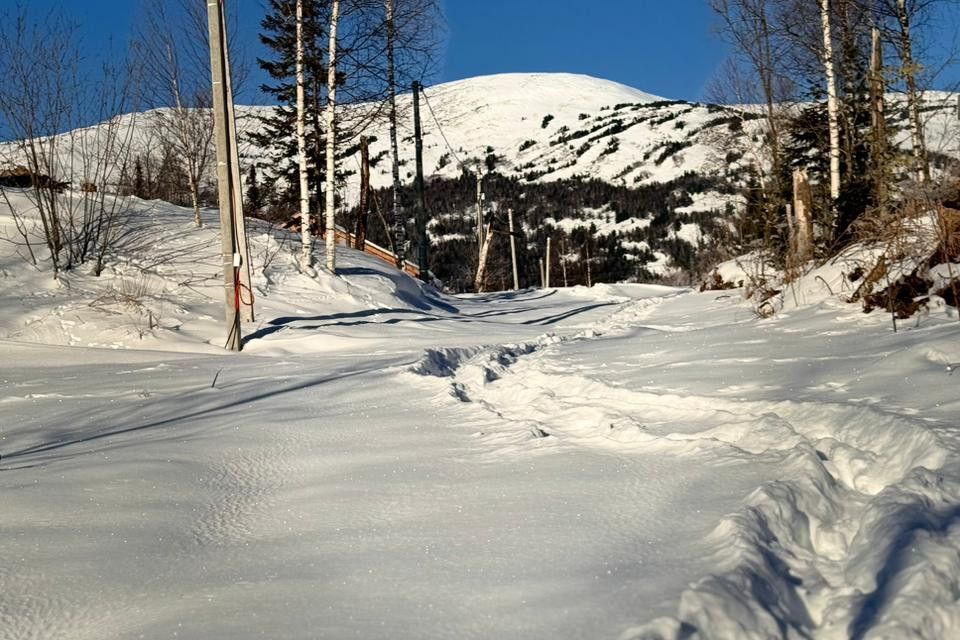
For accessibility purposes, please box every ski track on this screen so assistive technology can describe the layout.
[408,295,960,639]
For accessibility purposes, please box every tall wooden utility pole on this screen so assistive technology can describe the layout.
[412,81,428,281]
[476,167,485,257]
[508,208,519,290]
[870,26,888,211]
[207,0,254,350]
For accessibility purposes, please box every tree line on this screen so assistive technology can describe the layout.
[0,0,441,279]
[707,0,960,271]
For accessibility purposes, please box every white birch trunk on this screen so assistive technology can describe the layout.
[385,0,404,266]
[897,0,928,183]
[324,0,341,273]
[296,0,312,272]
[819,0,841,205]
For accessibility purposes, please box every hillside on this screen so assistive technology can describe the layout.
[245,73,766,286]
[3,73,959,289]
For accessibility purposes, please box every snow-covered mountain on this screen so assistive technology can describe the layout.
[4,72,959,287]
[327,72,735,193]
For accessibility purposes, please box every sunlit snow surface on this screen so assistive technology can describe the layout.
[3,195,960,639]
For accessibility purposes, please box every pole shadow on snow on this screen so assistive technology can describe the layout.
[0,362,388,467]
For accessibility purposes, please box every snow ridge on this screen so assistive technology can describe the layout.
[411,293,959,639]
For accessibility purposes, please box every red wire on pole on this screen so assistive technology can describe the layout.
[233,267,255,310]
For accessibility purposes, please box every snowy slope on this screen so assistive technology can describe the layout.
[3,190,960,638]
[6,73,959,283]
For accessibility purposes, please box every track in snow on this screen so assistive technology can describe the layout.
[407,296,959,639]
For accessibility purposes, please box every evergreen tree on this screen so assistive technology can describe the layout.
[250,0,330,225]
[245,165,264,216]
[133,157,146,199]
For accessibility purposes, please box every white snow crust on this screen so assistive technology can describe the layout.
[3,193,960,639]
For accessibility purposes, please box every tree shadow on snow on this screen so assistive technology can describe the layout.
[243,295,616,344]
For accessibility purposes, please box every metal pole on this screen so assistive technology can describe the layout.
[508,208,519,290]
[412,81,428,281]
[207,0,242,350]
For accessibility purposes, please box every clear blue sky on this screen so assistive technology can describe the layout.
[439,0,726,100]
[9,1,958,104]
[11,0,727,103]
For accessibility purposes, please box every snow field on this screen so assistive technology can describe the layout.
[3,193,960,638]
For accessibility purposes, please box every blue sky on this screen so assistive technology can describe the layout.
[8,1,958,104]
[440,1,726,100]
[11,0,727,103]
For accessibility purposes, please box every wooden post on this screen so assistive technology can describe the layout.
[476,167,484,256]
[474,222,494,293]
[785,203,797,259]
[207,0,253,350]
[356,135,369,250]
[585,240,592,287]
[412,81,429,281]
[508,208,519,290]
[793,169,813,262]
[539,258,545,289]
[545,237,551,288]
[559,237,568,287]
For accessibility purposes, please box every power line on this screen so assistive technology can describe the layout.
[418,84,473,174]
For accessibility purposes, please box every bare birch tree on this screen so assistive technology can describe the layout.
[385,0,405,266]
[325,0,342,272]
[819,0,843,207]
[296,0,315,273]
[893,0,930,182]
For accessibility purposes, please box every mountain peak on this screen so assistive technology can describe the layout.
[425,72,667,110]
